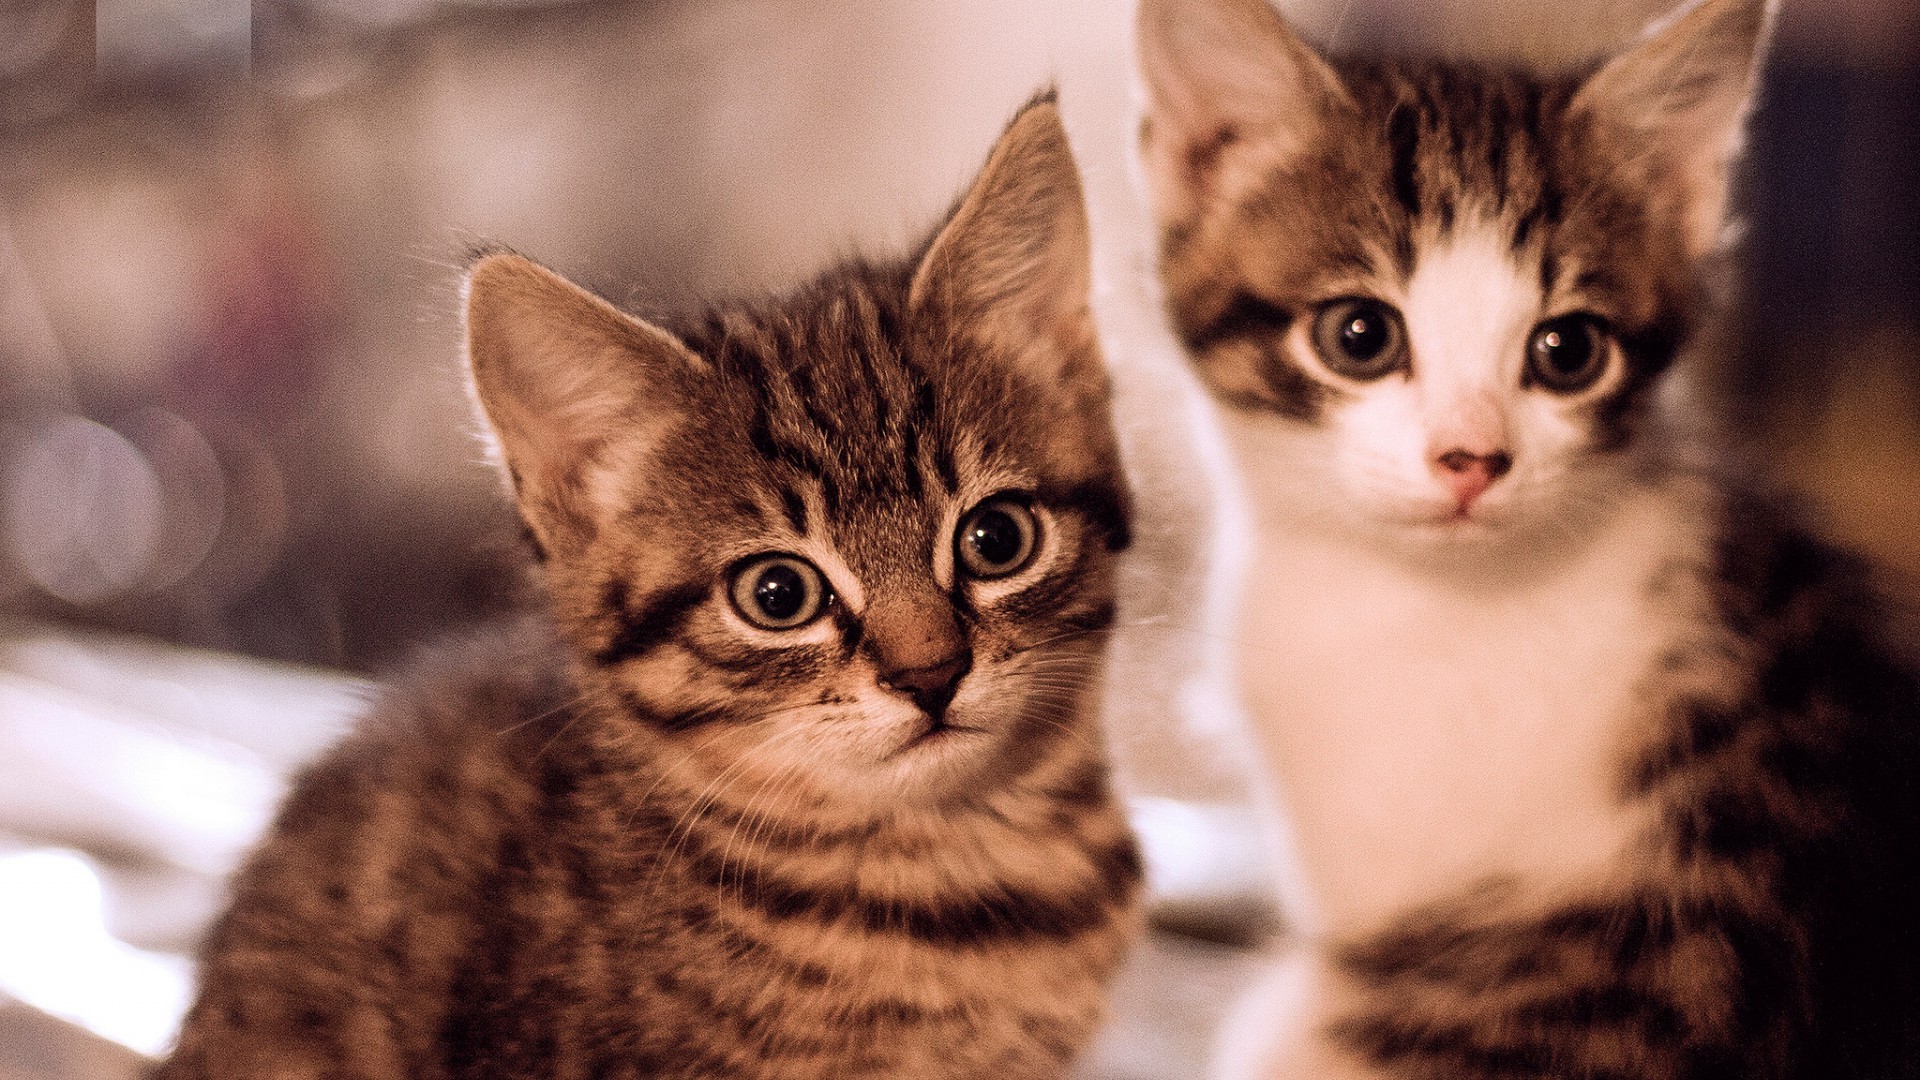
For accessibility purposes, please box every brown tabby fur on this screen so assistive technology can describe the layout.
[153,96,1143,1080]
[1138,0,1920,1077]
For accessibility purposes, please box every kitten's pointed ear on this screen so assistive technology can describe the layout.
[464,251,703,554]
[1571,0,1776,259]
[908,96,1103,396]
[1136,0,1348,225]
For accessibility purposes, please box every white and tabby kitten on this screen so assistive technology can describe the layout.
[1136,0,1920,1076]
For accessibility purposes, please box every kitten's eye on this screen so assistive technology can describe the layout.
[728,555,830,631]
[1527,315,1611,394]
[1311,298,1408,380]
[956,497,1038,580]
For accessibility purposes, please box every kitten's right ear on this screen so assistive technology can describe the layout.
[464,251,703,555]
[1136,0,1349,226]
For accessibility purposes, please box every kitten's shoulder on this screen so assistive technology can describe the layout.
[168,615,583,1075]
[1711,487,1882,614]
[362,612,575,748]
[1707,483,1920,681]
[241,614,579,892]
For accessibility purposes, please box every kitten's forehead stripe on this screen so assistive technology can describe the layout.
[778,485,809,535]
[1387,101,1422,222]
[693,274,936,523]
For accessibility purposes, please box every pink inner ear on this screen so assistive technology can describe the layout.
[906,99,1107,407]
[1135,0,1350,230]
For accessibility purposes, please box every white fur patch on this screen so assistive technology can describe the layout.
[1230,410,1711,935]
[1276,218,1630,541]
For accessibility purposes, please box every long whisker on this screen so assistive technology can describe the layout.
[646,721,820,892]
[492,689,592,738]
[718,753,807,908]
[615,696,839,836]
[728,750,821,910]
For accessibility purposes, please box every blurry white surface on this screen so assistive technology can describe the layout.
[1128,796,1279,942]
[0,630,364,769]
[0,627,365,1056]
[0,671,280,875]
[0,848,191,1057]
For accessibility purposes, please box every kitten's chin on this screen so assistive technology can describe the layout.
[1342,491,1633,583]
[872,703,1074,807]
[802,711,982,806]
[891,717,982,755]
[1372,513,1517,565]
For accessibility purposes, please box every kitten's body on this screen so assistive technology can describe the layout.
[156,100,1143,1080]
[1136,1,1920,1076]
[1221,464,1920,1079]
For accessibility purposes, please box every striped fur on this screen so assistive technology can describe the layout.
[1139,0,1920,1077]
[154,97,1142,1080]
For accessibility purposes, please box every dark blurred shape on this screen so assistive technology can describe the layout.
[0,0,92,128]
[1729,0,1920,580]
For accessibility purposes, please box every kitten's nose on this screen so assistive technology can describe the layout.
[864,598,972,716]
[1432,448,1513,509]
[883,653,973,716]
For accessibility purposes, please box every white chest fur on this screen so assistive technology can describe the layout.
[1232,463,1708,937]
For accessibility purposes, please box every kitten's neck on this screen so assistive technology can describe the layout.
[1235,467,1722,936]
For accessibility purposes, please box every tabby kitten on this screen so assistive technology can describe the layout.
[1137,0,1920,1077]
[154,96,1143,1080]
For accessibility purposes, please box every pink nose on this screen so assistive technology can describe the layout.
[1432,448,1513,509]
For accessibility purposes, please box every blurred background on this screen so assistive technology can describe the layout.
[0,0,1916,1076]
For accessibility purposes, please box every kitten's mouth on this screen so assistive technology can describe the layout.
[1415,501,1498,528]
[892,716,982,757]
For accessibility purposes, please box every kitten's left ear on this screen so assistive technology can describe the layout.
[908,94,1104,400]
[464,251,705,556]
[1571,0,1777,259]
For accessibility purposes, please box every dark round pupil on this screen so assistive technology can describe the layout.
[968,510,1024,567]
[1340,309,1389,360]
[1540,324,1592,373]
[754,565,806,620]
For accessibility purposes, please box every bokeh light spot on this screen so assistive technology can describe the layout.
[4,416,162,605]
